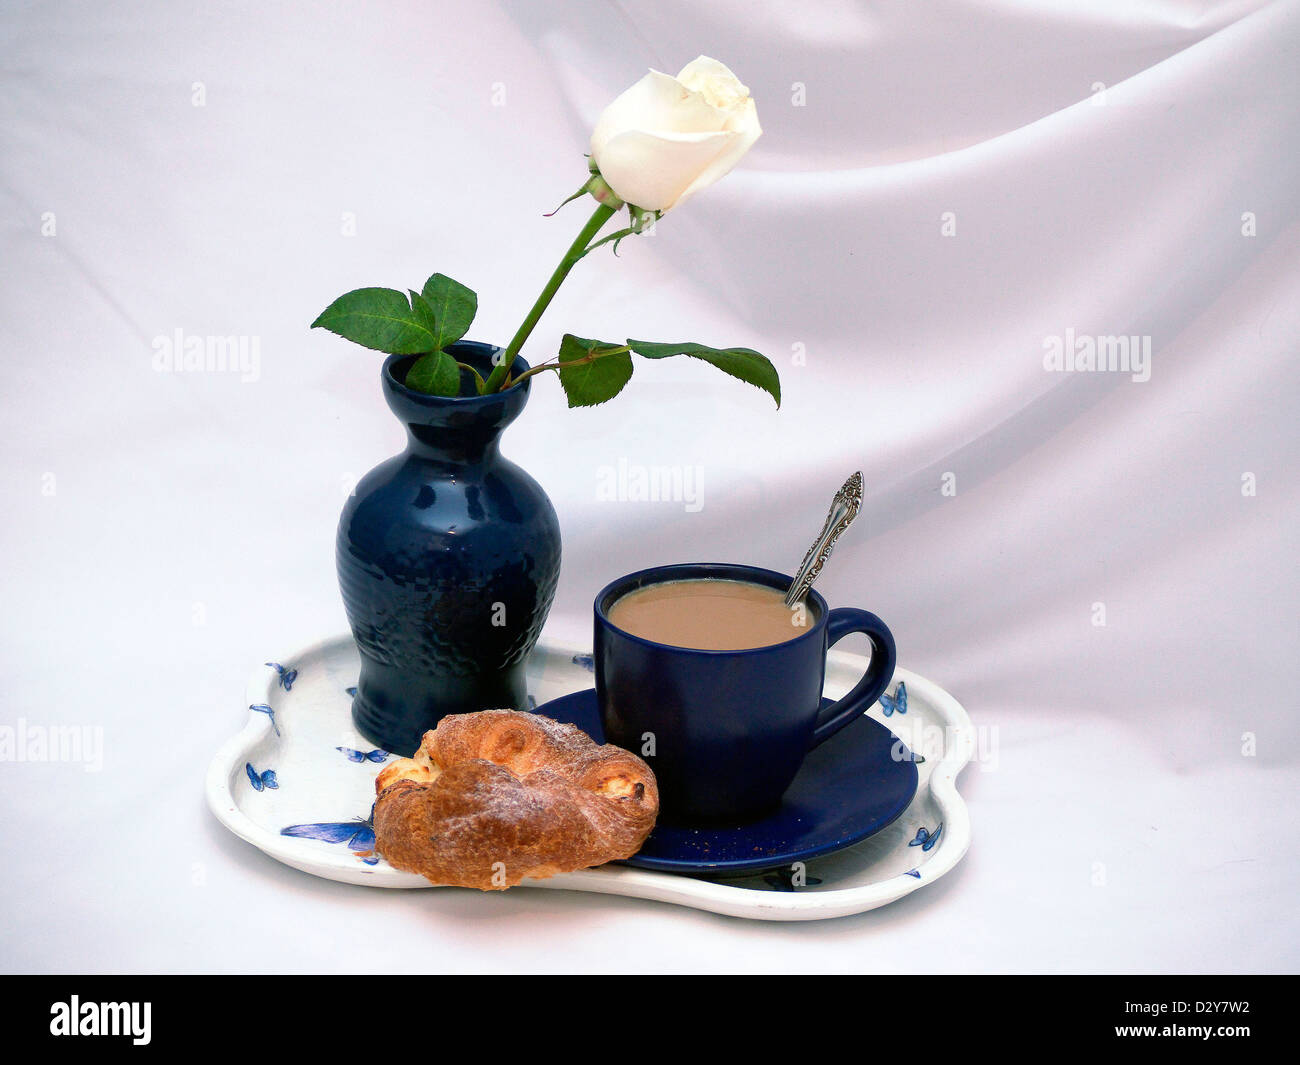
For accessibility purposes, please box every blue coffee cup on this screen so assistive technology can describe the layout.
[594,563,897,824]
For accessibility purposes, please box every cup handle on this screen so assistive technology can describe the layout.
[810,608,897,748]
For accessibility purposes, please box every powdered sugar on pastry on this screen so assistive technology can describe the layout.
[372,710,659,890]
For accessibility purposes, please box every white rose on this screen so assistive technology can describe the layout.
[589,56,762,212]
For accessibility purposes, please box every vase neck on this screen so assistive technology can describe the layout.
[403,423,506,466]
[381,342,531,470]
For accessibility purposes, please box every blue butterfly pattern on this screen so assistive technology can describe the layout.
[905,869,922,879]
[249,703,280,736]
[282,812,378,865]
[572,653,595,672]
[266,662,298,691]
[336,746,389,764]
[909,823,942,852]
[245,762,278,792]
[345,686,358,697]
[879,681,907,717]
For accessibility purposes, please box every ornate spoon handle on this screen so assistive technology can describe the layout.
[784,472,863,607]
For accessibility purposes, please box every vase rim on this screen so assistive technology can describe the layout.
[382,341,532,405]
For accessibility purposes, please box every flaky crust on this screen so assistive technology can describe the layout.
[372,710,659,890]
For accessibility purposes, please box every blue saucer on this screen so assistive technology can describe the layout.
[531,690,920,877]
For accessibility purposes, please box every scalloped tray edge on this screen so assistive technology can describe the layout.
[205,634,973,922]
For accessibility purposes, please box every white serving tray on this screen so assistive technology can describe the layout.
[206,634,973,921]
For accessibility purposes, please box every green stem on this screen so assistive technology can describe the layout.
[510,345,631,386]
[456,361,487,394]
[485,201,618,392]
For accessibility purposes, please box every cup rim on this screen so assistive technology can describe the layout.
[594,563,828,656]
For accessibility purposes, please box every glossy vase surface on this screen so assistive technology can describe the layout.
[337,341,561,755]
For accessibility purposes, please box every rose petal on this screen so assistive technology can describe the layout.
[594,128,741,211]
[676,55,751,110]
[591,69,729,162]
[673,97,762,209]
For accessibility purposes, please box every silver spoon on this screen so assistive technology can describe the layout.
[784,471,864,607]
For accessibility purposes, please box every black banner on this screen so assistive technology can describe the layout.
[0,975,1290,1051]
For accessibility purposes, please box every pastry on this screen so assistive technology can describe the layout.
[373,709,658,889]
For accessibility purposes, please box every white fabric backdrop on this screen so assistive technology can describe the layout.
[2,0,1297,972]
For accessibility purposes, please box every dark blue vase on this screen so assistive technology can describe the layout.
[337,341,562,756]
